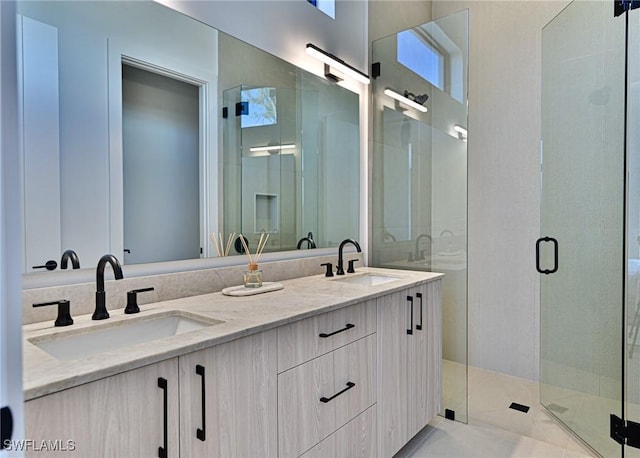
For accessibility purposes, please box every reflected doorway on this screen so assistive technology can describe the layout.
[122,64,200,264]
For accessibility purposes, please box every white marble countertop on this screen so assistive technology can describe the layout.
[23,267,443,401]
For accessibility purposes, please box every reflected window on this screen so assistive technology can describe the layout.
[397,30,443,90]
[307,0,335,19]
[397,26,464,103]
[241,87,277,128]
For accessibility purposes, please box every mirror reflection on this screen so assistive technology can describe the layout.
[17,0,360,275]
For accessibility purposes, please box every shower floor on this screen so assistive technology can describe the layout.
[396,363,596,457]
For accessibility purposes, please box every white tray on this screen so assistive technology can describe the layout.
[222,282,284,296]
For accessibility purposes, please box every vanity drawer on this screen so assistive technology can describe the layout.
[277,299,376,372]
[299,406,377,458]
[278,334,376,457]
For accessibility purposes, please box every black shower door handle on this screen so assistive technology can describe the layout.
[536,237,558,274]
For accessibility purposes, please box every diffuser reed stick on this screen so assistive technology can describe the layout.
[238,233,270,265]
[209,232,236,257]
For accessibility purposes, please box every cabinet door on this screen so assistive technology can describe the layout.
[179,330,278,458]
[377,290,411,458]
[25,358,179,457]
[408,281,442,437]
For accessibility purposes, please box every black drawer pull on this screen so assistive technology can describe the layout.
[320,382,356,403]
[196,365,206,442]
[416,292,423,331]
[319,323,354,338]
[407,296,414,335]
[157,377,168,458]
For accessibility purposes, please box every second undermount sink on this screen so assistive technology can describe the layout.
[29,311,224,361]
[332,272,402,286]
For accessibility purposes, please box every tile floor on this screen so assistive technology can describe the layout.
[396,364,598,458]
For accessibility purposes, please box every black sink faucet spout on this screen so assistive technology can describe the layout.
[93,254,124,320]
[297,232,317,249]
[60,249,80,269]
[337,238,362,275]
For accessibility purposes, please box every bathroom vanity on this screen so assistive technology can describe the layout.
[22,268,442,457]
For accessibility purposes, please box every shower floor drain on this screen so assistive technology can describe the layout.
[509,402,530,413]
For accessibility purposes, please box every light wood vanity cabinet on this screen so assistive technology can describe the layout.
[377,281,442,458]
[179,329,277,457]
[25,358,180,457]
[25,277,442,458]
[25,331,277,458]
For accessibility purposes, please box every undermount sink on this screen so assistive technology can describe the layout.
[29,311,224,361]
[332,273,402,286]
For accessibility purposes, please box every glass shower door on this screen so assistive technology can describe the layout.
[540,1,625,455]
[371,10,468,423]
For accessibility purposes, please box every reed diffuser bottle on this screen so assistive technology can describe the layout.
[239,233,269,288]
[244,262,263,288]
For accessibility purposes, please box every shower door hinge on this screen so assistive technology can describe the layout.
[615,0,640,17]
[610,414,640,448]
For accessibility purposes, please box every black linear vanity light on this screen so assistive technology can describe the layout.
[305,43,370,85]
[384,88,428,113]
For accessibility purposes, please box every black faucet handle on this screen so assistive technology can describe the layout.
[125,287,155,314]
[33,299,73,327]
[347,259,358,273]
[32,260,58,271]
[320,262,334,277]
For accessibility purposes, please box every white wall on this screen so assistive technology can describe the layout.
[433,1,569,381]
[369,0,432,43]
[158,0,368,79]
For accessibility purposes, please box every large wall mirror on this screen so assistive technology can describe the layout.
[17,1,361,280]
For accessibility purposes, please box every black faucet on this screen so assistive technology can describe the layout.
[414,234,432,261]
[60,249,80,269]
[297,231,317,249]
[336,238,362,275]
[93,254,124,320]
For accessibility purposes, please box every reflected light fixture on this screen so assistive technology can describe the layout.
[305,43,370,85]
[453,124,468,141]
[384,88,428,113]
[248,144,296,156]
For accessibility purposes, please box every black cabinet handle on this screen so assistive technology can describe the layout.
[157,377,168,458]
[319,323,354,338]
[416,292,423,331]
[32,260,57,271]
[536,237,558,274]
[407,296,414,335]
[320,382,356,403]
[0,406,13,450]
[196,365,206,442]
